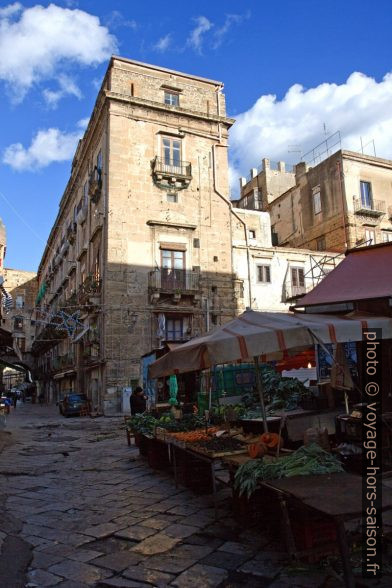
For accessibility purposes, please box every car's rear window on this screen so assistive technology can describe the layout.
[68,394,86,402]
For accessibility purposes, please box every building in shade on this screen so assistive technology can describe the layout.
[33,56,236,411]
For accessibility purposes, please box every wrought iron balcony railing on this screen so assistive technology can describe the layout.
[149,268,200,292]
[354,198,386,216]
[153,157,192,178]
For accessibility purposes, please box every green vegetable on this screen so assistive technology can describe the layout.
[234,443,344,498]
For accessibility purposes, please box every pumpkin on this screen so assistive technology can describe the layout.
[248,441,268,458]
[260,432,282,449]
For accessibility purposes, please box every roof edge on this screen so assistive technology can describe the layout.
[111,55,224,86]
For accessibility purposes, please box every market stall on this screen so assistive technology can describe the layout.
[143,309,392,580]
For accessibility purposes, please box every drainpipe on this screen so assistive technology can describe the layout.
[212,144,253,309]
[336,160,348,250]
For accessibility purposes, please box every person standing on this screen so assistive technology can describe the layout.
[130,386,147,415]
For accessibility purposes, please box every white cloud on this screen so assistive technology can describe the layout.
[153,33,172,53]
[77,117,89,130]
[0,3,117,102]
[213,13,249,49]
[186,16,213,54]
[0,2,22,18]
[42,74,82,108]
[3,126,84,171]
[229,72,392,196]
[105,10,137,30]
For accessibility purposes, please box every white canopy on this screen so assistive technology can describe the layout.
[149,310,392,378]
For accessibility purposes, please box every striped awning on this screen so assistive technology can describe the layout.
[149,309,392,378]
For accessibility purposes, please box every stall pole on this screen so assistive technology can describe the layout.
[254,355,268,433]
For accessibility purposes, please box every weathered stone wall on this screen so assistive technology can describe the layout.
[3,268,37,354]
[103,59,235,398]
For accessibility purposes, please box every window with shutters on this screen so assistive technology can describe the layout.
[290,266,305,296]
[257,265,271,283]
[313,188,322,215]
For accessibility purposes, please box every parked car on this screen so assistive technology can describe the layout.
[59,393,90,417]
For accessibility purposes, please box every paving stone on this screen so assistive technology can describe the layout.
[83,537,136,554]
[238,552,286,580]
[122,565,175,586]
[97,578,150,588]
[201,549,250,570]
[145,555,196,575]
[93,551,145,572]
[131,533,180,555]
[139,515,179,530]
[55,582,90,588]
[63,533,94,547]
[49,560,113,583]
[218,540,257,556]
[38,543,77,558]
[167,505,200,516]
[28,568,63,586]
[171,563,228,587]
[67,548,104,563]
[31,551,64,569]
[84,522,126,539]
[164,524,199,539]
[184,535,223,549]
[114,525,156,542]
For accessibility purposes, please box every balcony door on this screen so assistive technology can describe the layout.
[291,267,305,296]
[162,137,181,173]
[161,249,185,290]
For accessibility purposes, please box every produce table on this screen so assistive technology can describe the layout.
[168,442,240,518]
[235,470,392,588]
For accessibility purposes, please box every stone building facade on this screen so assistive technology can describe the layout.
[2,268,37,361]
[231,208,343,312]
[237,150,392,252]
[33,57,236,411]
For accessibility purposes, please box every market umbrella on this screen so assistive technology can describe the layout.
[149,310,392,378]
[149,309,392,432]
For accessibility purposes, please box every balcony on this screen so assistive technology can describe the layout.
[354,198,386,217]
[149,269,200,303]
[152,157,192,190]
[76,204,87,225]
[79,274,102,305]
[67,221,77,244]
[88,167,102,203]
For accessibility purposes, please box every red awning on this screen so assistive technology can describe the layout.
[275,349,315,372]
[299,242,392,307]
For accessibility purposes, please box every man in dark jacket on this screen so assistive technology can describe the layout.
[130,386,147,415]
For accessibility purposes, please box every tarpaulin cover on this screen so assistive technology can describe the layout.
[299,242,392,307]
[149,309,392,378]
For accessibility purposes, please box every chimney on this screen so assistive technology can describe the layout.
[277,161,285,172]
[295,162,307,181]
[262,158,270,171]
[239,177,247,190]
[250,168,257,179]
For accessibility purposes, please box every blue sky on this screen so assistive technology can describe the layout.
[1,0,392,272]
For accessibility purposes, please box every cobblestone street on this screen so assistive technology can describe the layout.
[0,405,338,588]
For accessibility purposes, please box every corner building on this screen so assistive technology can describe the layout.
[34,57,235,411]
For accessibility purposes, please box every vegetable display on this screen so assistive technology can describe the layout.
[192,436,246,453]
[235,443,344,498]
[166,428,219,443]
[126,414,157,435]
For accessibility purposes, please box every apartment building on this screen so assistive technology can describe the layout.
[2,269,37,359]
[33,56,235,410]
[231,208,343,312]
[237,150,392,252]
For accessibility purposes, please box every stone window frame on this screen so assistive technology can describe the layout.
[257,264,271,284]
[312,186,322,215]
